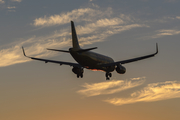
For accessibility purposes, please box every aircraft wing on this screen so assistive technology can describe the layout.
[22,47,81,68]
[101,43,158,67]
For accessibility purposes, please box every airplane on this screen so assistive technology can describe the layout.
[22,21,158,80]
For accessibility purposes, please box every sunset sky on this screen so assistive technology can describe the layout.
[1,0,180,120]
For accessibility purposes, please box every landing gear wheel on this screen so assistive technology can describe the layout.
[77,73,83,78]
[109,73,112,77]
[106,72,112,80]
[77,74,79,78]
[80,73,83,78]
[106,73,109,78]
[105,72,112,80]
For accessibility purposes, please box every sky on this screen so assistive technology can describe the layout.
[0,0,180,120]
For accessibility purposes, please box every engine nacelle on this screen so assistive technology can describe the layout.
[116,65,126,74]
[72,67,84,75]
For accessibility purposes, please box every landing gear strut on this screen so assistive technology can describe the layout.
[105,72,112,80]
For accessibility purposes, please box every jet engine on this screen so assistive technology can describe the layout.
[72,67,84,78]
[116,65,126,74]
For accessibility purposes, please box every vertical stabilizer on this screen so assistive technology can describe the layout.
[71,21,80,49]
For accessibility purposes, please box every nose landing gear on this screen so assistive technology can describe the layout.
[105,72,112,80]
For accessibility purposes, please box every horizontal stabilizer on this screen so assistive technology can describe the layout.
[77,47,97,53]
[47,48,70,53]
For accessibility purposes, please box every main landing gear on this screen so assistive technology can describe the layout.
[77,73,83,78]
[72,67,84,78]
[105,72,112,80]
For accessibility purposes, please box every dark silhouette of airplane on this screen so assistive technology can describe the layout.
[22,21,158,80]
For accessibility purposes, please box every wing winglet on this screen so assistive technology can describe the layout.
[22,47,27,57]
[155,43,158,54]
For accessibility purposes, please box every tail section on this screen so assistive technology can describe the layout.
[71,21,80,49]
[46,22,97,53]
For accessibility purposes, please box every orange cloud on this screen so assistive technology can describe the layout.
[105,81,180,106]
[77,77,145,97]
[152,29,180,38]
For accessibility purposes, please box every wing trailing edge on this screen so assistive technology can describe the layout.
[101,43,158,67]
[22,47,81,67]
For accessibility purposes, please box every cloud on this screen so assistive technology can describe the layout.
[0,31,70,67]
[0,0,5,4]
[11,0,22,2]
[141,16,180,40]
[75,14,147,45]
[76,18,124,34]
[7,6,16,9]
[91,3,99,8]
[176,16,180,19]
[77,77,145,97]
[33,6,139,28]
[7,6,16,12]
[105,81,180,106]
[0,0,21,11]
[152,29,180,38]
[76,23,147,47]
[33,8,106,27]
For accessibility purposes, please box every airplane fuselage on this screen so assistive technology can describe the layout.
[69,48,115,72]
